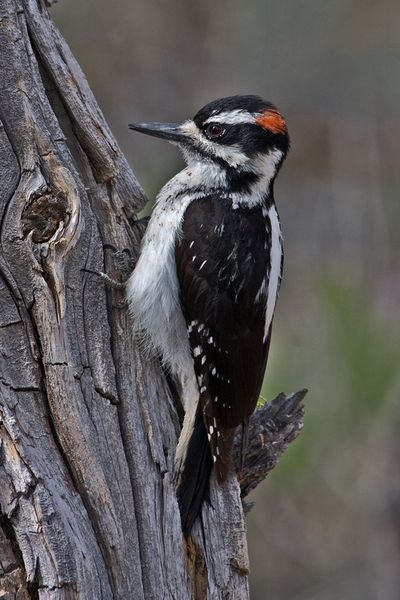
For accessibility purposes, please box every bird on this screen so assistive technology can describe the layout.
[126,95,289,535]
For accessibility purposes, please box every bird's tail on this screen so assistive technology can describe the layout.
[175,403,212,536]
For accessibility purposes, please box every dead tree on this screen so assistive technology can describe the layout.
[0,1,306,598]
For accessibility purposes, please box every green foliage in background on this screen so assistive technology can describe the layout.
[321,278,398,416]
[261,276,399,487]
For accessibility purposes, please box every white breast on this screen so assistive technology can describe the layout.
[127,193,188,361]
[126,160,227,367]
[126,171,204,411]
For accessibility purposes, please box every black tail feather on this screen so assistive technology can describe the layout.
[176,404,213,536]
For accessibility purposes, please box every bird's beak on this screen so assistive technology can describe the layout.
[128,122,186,143]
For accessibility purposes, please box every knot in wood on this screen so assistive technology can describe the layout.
[22,192,69,243]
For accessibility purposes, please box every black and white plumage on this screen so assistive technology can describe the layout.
[126,95,289,535]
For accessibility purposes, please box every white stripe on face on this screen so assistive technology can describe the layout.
[230,149,284,209]
[179,120,250,168]
[203,109,256,126]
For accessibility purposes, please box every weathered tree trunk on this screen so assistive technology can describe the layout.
[0,1,305,598]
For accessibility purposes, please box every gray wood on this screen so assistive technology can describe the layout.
[236,390,307,504]
[0,1,305,598]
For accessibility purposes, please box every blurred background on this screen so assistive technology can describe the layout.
[52,1,400,598]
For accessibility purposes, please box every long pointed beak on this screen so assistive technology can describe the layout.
[128,122,186,143]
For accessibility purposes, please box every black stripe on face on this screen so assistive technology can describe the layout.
[230,123,289,156]
[202,123,289,157]
[224,168,260,193]
[182,123,289,174]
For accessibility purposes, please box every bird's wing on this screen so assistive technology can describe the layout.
[175,194,276,479]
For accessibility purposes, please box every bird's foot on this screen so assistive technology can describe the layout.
[81,268,125,290]
[130,215,150,229]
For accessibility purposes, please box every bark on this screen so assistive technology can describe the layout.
[0,1,305,598]
[236,390,306,504]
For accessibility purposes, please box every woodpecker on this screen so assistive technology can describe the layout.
[127,95,289,535]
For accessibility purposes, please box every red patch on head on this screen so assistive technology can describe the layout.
[255,110,286,135]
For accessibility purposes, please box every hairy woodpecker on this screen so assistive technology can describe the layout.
[127,95,289,535]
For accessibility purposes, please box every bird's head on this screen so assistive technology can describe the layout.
[129,95,289,187]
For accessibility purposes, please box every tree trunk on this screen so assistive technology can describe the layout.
[0,1,305,598]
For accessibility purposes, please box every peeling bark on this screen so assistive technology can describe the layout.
[236,390,307,503]
[0,1,305,598]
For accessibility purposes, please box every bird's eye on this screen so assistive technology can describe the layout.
[204,123,226,140]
